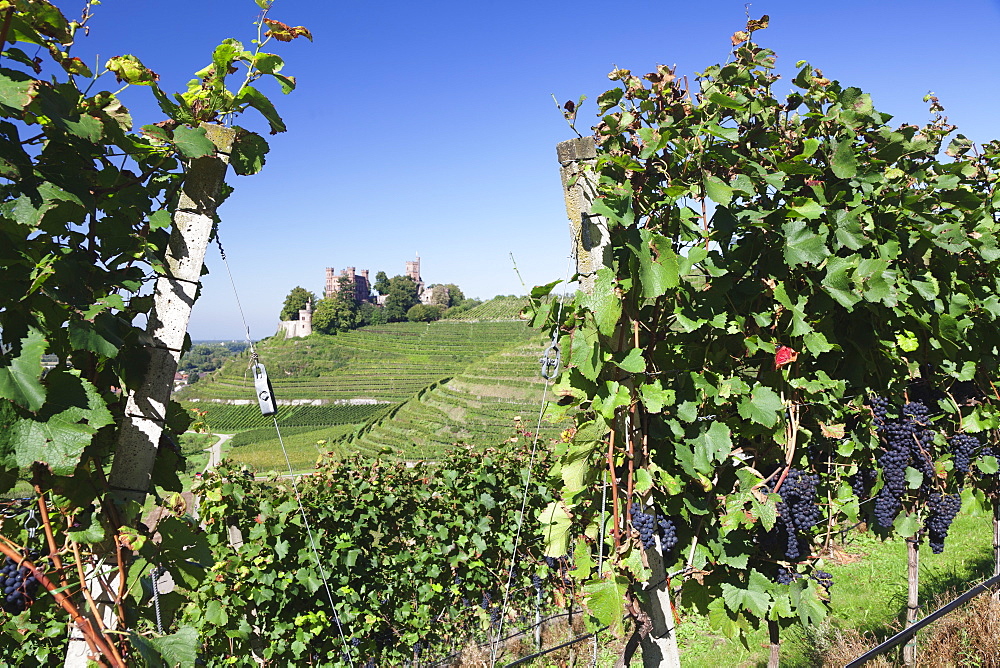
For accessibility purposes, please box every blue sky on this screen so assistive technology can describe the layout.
[62,0,1000,339]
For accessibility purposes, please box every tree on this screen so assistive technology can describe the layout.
[312,297,359,334]
[280,286,316,320]
[406,303,444,322]
[374,270,390,295]
[384,275,420,322]
[358,302,387,326]
[441,283,465,307]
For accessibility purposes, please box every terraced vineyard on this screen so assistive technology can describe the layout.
[176,313,565,464]
[445,295,531,321]
[178,320,536,403]
[342,340,568,460]
[192,403,392,432]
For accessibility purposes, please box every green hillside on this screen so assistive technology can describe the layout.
[178,320,536,404]
[177,315,565,463]
[445,295,530,321]
[342,340,566,459]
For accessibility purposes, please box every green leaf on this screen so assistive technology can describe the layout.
[539,501,573,558]
[106,55,160,85]
[0,69,37,110]
[637,230,679,299]
[783,220,829,266]
[583,268,621,338]
[616,349,645,373]
[633,468,653,494]
[231,130,270,176]
[976,456,998,475]
[896,331,919,352]
[205,599,229,626]
[904,466,923,490]
[721,582,771,618]
[235,85,286,134]
[147,626,199,668]
[11,372,112,474]
[830,139,858,178]
[211,39,243,90]
[893,511,920,538]
[639,380,673,414]
[786,198,824,220]
[582,576,629,637]
[172,125,216,159]
[692,421,733,474]
[0,328,47,412]
[790,580,828,627]
[708,91,746,109]
[68,514,105,544]
[68,314,124,359]
[737,385,783,428]
[704,175,734,207]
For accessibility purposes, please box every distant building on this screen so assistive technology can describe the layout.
[277,299,314,338]
[278,257,438,338]
[406,255,437,305]
[326,267,371,303]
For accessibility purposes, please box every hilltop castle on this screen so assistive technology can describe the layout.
[278,256,434,339]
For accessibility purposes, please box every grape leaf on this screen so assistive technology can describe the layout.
[539,501,573,558]
[11,371,112,474]
[830,139,858,178]
[582,576,629,637]
[0,328,46,411]
[172,125,215,158]
[147,626,198,668]
[737,385,783,428]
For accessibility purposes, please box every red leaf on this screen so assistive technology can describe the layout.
[774,345,798,370]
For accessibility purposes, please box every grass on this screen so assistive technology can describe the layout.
[224,424,360,472]
[641,511,997,668]
[478,511,995,667]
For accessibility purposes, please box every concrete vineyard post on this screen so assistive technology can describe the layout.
[556,137,681,668]
[64,125,236,668]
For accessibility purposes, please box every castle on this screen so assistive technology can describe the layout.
[278,256,435,339]
[326,266,371,302]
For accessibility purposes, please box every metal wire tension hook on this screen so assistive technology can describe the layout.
[24,507,39,539]
[252,362,278,417]
[540,341,561,380]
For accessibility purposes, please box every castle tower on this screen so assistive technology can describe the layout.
[405,255,424,293]
[324,267,336,299]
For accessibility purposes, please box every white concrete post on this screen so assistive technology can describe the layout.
[65,124,236,668]
[557,136,681,668]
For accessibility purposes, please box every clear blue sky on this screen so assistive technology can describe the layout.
[62,0,1000,340]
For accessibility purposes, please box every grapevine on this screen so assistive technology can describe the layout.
[530,14,1000,665]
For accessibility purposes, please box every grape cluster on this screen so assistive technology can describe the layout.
[629,502,679,553]
[530,573,542,593]
[1,553,41,614]
[658,517,678,552]
[769,469,822,561]
[867,395,891,423]
[902,400,931,425]
[630,503,657,549]
[774,567,799,585]
[925,491,962,554]
[949,433,982,475]
[849,467,878,501]
[810,570,834,592]
[874,416,914,528]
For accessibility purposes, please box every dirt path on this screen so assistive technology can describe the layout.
[206,433,233,470]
